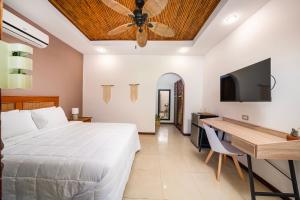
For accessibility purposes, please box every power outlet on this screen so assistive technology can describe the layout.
[242,115,249,121]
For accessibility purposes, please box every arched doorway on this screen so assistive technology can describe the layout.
[156,73,184,132]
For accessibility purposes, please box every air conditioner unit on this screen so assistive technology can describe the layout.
[2,9,49,48]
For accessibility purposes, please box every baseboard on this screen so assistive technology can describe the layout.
[238,162,291,200]
[139,132,155,135]
[181,133,191,136]
[160,122,175,124]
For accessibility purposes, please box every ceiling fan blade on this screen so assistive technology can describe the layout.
[136,29,148,47]
[148,22,175,37]
[108,23,133,36]
[101,0,134,17]
[143,0,168,18]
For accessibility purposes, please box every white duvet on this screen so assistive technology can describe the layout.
[2,122,141,200]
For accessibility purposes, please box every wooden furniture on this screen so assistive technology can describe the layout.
[174,79,184,132]
[204,125,245,181]
[69,116,92,123]
[202,118,300,160]
[1,96,59,111]
[201,117,300,200]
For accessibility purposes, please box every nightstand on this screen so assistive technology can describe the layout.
[69,117,92,123]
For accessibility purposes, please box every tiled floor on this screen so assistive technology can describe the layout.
[124,124,278,200]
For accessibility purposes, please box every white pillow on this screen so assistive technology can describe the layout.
[30,107,55,129]
[1,110,38,139]
[31,107,68,129]
[51,107,68,126]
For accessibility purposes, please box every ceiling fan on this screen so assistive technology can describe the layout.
[101,0,175,47]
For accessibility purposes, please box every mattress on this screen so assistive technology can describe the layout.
[2,122,141,200]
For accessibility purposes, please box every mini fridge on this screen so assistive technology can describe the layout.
[190,113,218,151]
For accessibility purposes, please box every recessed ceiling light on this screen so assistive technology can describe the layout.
[178,47,189,54]
[96,47,107,53]
[224,13,239,25]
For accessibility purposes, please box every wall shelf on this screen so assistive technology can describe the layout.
[8,56,33,71]
[8,74,32,89]
[0,41,33,89]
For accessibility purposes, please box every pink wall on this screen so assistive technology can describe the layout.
[2,5,83,117]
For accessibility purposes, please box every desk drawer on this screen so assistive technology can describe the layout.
[232,136,256,156]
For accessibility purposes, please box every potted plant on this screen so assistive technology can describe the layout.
[287,128,300,140]
[155,114,160,127]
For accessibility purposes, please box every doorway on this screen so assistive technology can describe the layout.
[156,73,184,132]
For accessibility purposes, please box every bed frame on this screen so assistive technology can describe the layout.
[0,96,59,197]
[1,96,59,111]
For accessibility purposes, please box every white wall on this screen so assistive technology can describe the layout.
[83,55,204,133]
[156,73,181,123]
[203,0,300,192]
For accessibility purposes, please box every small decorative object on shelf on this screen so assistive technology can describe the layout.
[72,108,79,120]
[287,128,300,141]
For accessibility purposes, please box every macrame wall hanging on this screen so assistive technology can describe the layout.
[101,85,114,104]
[129,84,140,102]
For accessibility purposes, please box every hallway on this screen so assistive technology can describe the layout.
[124,125,276,200]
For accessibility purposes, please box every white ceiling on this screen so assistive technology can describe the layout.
[4,0,269,55]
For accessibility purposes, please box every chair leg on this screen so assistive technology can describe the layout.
[232,155,245,181]
[217,153,223,181]
[205,150,214,164]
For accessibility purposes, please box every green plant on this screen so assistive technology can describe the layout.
[291,128,299,137]
[155,114,160,121]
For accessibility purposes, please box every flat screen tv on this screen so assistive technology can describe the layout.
[220,58,271,102]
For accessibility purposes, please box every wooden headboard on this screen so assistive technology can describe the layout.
[1,96,59,111]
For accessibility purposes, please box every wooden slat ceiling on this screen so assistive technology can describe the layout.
[49,0,220,41]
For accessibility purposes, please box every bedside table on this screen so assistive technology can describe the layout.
[69,117,92,123]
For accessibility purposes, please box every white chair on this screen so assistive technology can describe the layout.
[203,125,245,181]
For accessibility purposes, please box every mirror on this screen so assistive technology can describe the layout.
[158,89,171,120]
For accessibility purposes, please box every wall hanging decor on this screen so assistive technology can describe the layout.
[129,84,139,102]
[101,84,114,104]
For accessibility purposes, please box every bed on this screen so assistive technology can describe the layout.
[1,96,141,200]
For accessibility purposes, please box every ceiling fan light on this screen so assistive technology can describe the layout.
[136,29,147,47]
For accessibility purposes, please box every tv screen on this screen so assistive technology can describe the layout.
[220,58,271,102]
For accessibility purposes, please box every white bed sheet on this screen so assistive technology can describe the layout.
[2,122,141,200]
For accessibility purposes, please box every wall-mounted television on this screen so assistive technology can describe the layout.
[220,58,271,102]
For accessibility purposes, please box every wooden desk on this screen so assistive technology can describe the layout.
[201,118,300,200]
[201,118,300,160]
